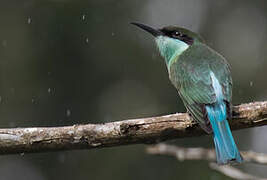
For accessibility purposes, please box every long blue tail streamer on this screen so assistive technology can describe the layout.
[206,72,242,164]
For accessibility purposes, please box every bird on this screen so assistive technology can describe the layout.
[131,22,242,165]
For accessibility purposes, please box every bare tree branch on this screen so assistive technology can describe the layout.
[0,101,266,155]
[146,144,267,165]
[209,163,267,180]
[147,144,267,180]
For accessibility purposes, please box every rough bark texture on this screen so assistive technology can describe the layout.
[0,101,266,155]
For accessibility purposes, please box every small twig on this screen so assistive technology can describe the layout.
[0,101,266,155]
[209,163,267,180]
[146,144,267,165]
[242,151,267,165]
[147,144,216,162]
[147,144,267,180]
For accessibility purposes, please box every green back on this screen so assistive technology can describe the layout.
[169,42,232,133]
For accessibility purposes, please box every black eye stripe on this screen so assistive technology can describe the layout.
[160,29,180,37]
[172,31,184,38]
[160,28,194,45]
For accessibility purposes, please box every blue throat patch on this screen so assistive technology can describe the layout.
[155,36,189,69]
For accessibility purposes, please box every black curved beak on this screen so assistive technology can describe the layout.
[130,22,163,37]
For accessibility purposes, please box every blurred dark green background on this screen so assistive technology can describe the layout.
[0,0,266,179]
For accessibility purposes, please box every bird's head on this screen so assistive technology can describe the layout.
[131,22,204,65]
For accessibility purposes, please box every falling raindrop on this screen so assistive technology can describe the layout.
[31,97,38,104]
[10,88,15,94]
[0,96,2,103]
[58,154,66,163]
[66,109,71,117]
[2,40,7,47]
[8,122,15,127]
[111,32,115,36]
[27,17,31,24]
[48,88,51,93]
[151,53,157,60]
[82,14,86,21]
[85,37,89,44]
[250,81,253,87]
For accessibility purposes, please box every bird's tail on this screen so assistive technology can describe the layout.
[206,103,243,165]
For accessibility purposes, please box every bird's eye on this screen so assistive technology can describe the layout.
[172,31,182,38]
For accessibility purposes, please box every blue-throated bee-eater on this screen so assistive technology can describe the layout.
[131,22,242,165]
